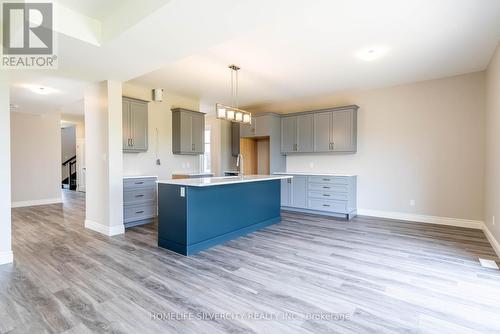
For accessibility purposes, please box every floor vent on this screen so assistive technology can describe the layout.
[479,258,499,270]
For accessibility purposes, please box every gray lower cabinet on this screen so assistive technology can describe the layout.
[123,97,149,153]
[172,108,205,155]
[123,177,157,228]
[279,173,357,220]
[280,175,308,209]
[282,105,358,154]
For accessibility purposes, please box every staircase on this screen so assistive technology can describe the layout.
[62,156,77,191]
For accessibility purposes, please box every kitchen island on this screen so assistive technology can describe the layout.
[157,175,292,255]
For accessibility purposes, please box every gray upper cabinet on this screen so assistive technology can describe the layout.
[281,114,314,153]
[172,108,205,155]
[296,114,314,153]
[313,112,333,152]
[281,116,296,153]
[282,105,358,154]
[123,97,149,153]
[332,110,356,152]
[231,122,240,156]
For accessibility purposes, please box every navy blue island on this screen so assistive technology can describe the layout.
[157,175,292,255]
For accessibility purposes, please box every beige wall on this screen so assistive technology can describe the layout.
[257,72,486,221]
[484,43,500,249]
[122,83,201,179]
[10,112,62,206]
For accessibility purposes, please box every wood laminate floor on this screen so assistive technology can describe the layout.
[1,190,500,334]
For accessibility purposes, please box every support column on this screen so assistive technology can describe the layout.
[84,81,124,236]
[0,73,13,265]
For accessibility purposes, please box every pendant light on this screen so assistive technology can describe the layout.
[216,64,252,124]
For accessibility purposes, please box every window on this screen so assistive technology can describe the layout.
[201,126,211,173]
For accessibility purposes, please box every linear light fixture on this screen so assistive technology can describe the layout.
[216,65,252,124]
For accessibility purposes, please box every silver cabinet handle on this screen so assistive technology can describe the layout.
[323,194,331,197]
[323,178,330,181]
[322,204,330,207]
[136,210,144,214]
[135,182,144,185]
[135,194,144,198]
[322,186,330,189]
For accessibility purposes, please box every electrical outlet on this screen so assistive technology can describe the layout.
[309,162,314,169]
[156,159,161,166]
[187,162,191,168]
[410,199,416,207]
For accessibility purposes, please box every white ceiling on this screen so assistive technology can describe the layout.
[57,0,130,21]
[130,0,500,110]
[8,0,500,115]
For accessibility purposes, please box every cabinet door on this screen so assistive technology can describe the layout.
[231,122,240,156]
[191,113,205,153]
[296,114,314,152]
[130,101,148,151]
[281,117,296,153]
[291,176,307,208]
[122,100,131,150]
[179,112,193,153]
[332,110,355,152]
[254,116,271,137]
[240,123,253,138]
[281,178,291,206]
[313,112,332,152]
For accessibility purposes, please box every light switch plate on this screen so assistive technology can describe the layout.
[180,187,185,197]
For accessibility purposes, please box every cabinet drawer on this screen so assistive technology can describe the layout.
[124,178,157,189]
[308,176,349,185]
[308,199,348,213]
[124,188,156,205]
[124,204,156,223]
[308,183,348,192]
[308,191,348,201]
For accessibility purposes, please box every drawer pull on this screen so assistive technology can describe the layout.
[323,194,330,197]
[135,182,144,185]
[135,194,144,198]
[322,178,330,181]
[136,210,144,214]
[322,204,330,207]
[322,186,331,189]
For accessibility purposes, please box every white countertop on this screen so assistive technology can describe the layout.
[123,175,158,179]
[274,172,357,177]
[157,175,292,187]
[171,172,214,176]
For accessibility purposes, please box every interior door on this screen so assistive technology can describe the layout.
[130,101,148,151]
[313,112,332,152]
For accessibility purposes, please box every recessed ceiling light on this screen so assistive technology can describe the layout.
[22,84,59,95]
[355,46,390,61]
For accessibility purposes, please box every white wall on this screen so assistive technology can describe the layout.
[257,72,486,222]
[84,81,124,236]
[484,43,500,254]
[122,83,202,179]
[0,73,12,265]
[10,112,62,207]
[61,125,76,162]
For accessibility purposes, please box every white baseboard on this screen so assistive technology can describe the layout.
[482,223,500,258]
[84,219,124,236]
[358,208,484,229]
[11,197,62,208]
[0,251,13,266]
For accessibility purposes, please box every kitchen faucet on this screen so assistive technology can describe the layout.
[236,154,244,176]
